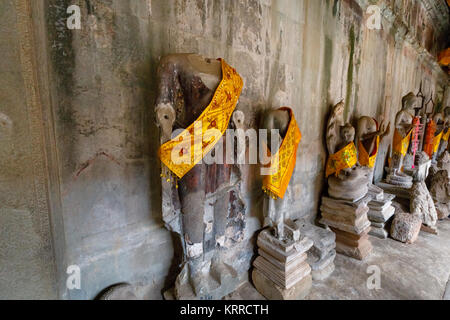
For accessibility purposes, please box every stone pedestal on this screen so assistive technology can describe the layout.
[251,228,313,300]
[319,196,373,260]
[385,167,413,188]
[404,160,431,182]
[367,191,396,239]
[296,221,336,280]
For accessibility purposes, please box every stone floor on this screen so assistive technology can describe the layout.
[227,218,450,300]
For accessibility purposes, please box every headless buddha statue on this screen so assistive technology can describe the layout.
[356,116,390,183]
[326,102,369,201]
[155,53,245,298]
[260,108,291,240]
[435,107,450,160]
[389,92,418,178]
[428,112,445,162]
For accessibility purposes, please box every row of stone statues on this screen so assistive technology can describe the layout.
[153,54,450,300]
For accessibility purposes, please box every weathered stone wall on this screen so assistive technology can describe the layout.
[1,0,448,299]
[0,0,57,299]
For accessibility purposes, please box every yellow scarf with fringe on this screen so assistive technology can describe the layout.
[262,108,301,199]
[158,59,243,179]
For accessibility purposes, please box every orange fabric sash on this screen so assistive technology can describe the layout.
[262,108,301,199]
[393,128,412,156]
[424,120,437,158]
[438,47,450,66]
[158,59,243,179]
[358,136,379,168]
[325,142,357,178]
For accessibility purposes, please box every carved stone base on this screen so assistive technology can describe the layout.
[369,226,389,239]
[367,191,395,240]
[251,227,313,300]
[386,173,413,188]
[311,261,335,281]
[319,195,373,260]
[165,260,242,300]
[252,269,312,300]
[295,221,336,281]
[331,227,373,260]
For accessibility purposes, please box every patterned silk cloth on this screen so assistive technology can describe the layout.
[262,107,302,199]
[325,142,358,178]
[358,136,379,168]
[158,59,243,179]
[393,128,412,156]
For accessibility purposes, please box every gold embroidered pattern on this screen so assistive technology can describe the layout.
[262,108,301,199]
[158,59,243,179]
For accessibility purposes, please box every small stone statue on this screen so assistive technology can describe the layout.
[252,107,313,300]
[260,108,291,240]
[386,92,419,187]
[320,102,373,260]
[390,92,419,182]
[325,102,369,201]
[260,107,301,240]
[435,107,450,159]
[356,116,390,182]
[428,151,450,220]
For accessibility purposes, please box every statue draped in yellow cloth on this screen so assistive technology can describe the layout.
[155,54,245,299]
[325,140,357,178]
[260,107,301,240]
[325,102,369,201]
[262,107,301,199]
[356,116,390,197]
[158,58,243,179]
[387,93,418,186]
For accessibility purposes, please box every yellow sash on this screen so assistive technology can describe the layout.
[393,128,412,156]
[262,108,301,199]
[325,142,357,178]
[442,129,450,142]
[158,59,243,179]
[358,136,379,168]
[432,130,444,154]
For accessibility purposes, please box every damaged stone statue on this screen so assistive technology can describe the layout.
[251,107,314,300]
[356,116,390,186]
[260,107,297,239]
[435,107,450,160]
[319,101,373,260]
[325,102,369,201]
[428,151,450,220]
[356,116,395,239]
[155,53,247,300]
[386,92,419,188]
